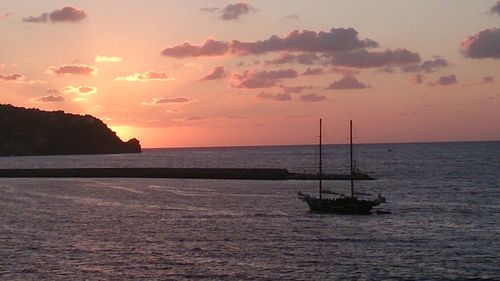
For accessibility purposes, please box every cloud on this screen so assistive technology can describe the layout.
[401,58,449,73]
[490,1,500,15]
[255,92,292,101]
[429,74,457,86]
[0,73,45,85]
[152,97,191,104]
[331,67,361,76]
[46,88,61,94]
[172,62,202,69]
[62,86,97,95]
[161,28,378,58]
[200,66,228,81]
[115,71,172,82]
[232,69,298,88]
[200,2,258,20]
[161,39,230,58]
[49,6,86,22]
[279,85,313,94]
[231,28,378,56]
[220,2,258,20]
[199,7,220,13]
[22,14,48,23]
[299,93,326,102]
[265,53,319,65]
[302,67,324,76]
[23,6,86,23]
[32,95,65,102]
[47,64,97,76]
[410,74,425,84]
[95,55,123,63]
[327,75,369,89]
[1,12,12,20]
[377,66,395,73]
[175,116,207,122]
[460,28,500,59]
[481,76,495,84]
[282,14,300,21]
[330,48,421,68]
[0,73,26,82]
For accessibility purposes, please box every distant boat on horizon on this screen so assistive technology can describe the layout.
[298,119,386,215]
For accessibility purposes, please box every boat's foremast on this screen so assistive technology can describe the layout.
[319,118,322,200]
[350,120,354,198]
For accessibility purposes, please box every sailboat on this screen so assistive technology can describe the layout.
[298,119,386,214]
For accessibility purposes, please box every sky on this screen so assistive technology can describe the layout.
[1,0,499,148]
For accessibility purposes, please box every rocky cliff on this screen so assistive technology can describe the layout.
[0,104,141,156]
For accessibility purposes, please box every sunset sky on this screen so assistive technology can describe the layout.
[1,1,499,148]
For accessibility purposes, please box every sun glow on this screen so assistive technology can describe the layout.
[109,125,136,142]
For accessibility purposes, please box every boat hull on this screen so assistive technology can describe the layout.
[298,192,377,215]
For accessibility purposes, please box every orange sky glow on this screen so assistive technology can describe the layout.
[1,1,499,148]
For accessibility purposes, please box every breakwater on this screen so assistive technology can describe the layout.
[0,168,374,180]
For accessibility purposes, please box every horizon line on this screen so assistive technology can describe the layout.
[143,139,500,150]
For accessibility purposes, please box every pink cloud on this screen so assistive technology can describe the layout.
[200,2,258,21]
[153,97,191,104]
[95,55,123,63]
[49,6,86,22]
[299,93,326,102]
[255,92,292,101]
[232,28,378,56]
[201,66,228,81]
[22,13,48,23]
[47,64,97,76]
[279,85,313,94]
[46,88,60,94]
[184,116,207,121]
[491,1,500,15]
[330,48,421,68]
[461,28,500,59]
[481,76,495,84]
[327,75,369,89]
[401,58,449,73]
[199,7,220,13]
[175,116,208,122]
[220,2,257,20]
[429,74,458,86]
[0,73,26,82]
[331,67,360,76]
[161,39,230,58]
[79,86,95,93]
[232,69,298,88]
[32,95,65,102]
[161,28,377,58]
[302,67,324,76]
[265,53,319,65]
[115,71,171,82]
[23,6,86,23]
[410,74,425,85]
[0,12,12,20]
[282,14,300,21]
[62,86,97,95]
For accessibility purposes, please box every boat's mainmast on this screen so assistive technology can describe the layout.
[319,118,322,200]
[350,120,354,198]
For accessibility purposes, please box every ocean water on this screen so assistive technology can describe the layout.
[0,141,498,280]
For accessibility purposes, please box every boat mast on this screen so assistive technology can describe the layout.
[350,120,354,198]
[319,118,322,199]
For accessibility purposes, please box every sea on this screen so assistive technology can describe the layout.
[0,141,498,280]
